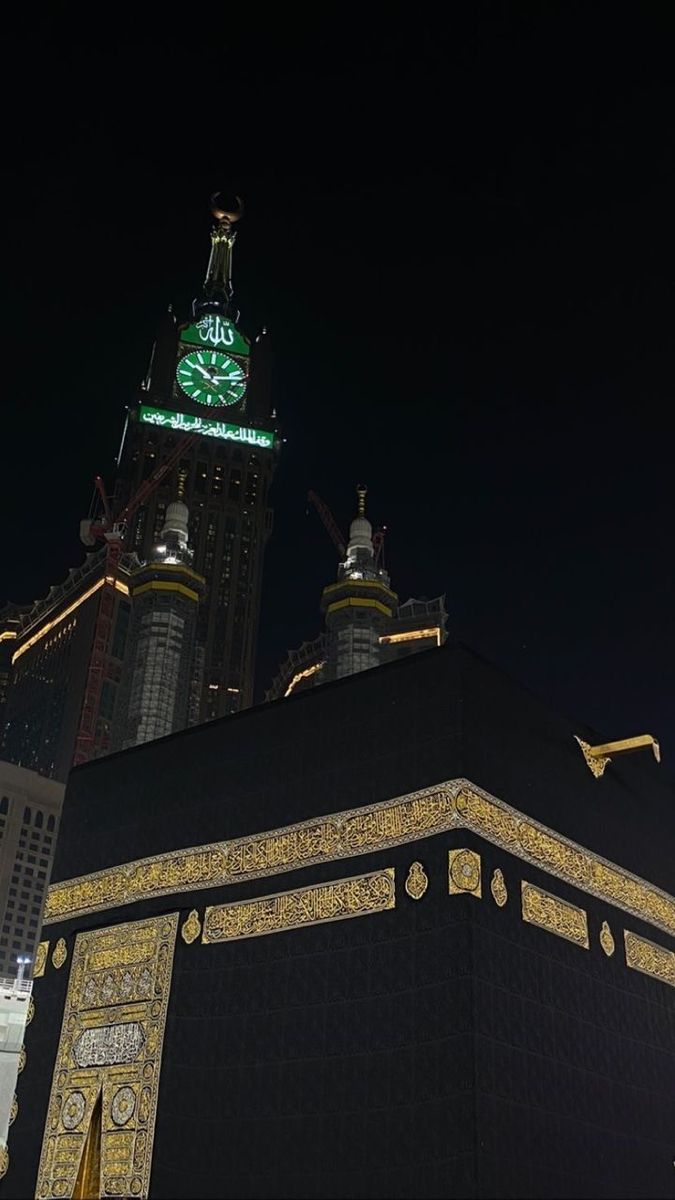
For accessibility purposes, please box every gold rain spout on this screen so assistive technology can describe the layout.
[574,733,661,779]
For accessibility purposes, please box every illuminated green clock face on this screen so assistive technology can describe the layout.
[176,350,246,407]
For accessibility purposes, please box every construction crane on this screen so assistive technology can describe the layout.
[372,527,386,569]
[307,489,387,567]
[73,429,198,766]
[307,490,346,558]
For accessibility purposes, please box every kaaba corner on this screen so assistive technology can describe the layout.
[8,642,675,1199]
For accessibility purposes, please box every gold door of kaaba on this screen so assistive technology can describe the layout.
[35,913,178,1199]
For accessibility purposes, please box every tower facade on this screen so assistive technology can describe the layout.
[112,488,205,750]
[0,761,64,978]
[115,197,279,721]
[266,488,448,700]
[0,555,133,781]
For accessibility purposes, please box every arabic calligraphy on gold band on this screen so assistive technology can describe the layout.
[43,780,675,945]
[203,869,395,943]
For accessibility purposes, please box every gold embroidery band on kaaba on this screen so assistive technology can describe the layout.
[624,929,675,988]
[521,880,590,948]
[35,913,178,1200]
[43,779,675,946]
[202,868,395,943]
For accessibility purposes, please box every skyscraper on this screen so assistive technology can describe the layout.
[0,195,280,780]
[0,761,64,978]
[266,487,448,699]
[114,195,279,722]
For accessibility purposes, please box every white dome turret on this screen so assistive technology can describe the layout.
[161,500,189,547]
[347,514,373,556]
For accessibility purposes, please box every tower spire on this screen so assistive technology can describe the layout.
[194,192,244,318]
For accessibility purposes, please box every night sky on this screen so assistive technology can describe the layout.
[3,9,675,759]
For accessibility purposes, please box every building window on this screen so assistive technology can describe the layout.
[228,469,242,501]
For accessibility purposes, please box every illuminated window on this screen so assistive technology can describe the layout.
[228,468,242,501]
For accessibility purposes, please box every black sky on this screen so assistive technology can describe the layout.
[3,8,675,757]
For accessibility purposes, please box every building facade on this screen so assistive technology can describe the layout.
[0,970,33,1178]
[0,554,132,781]
[0,761,64,979]
[7,645,675,1198]
[266,488,447,700]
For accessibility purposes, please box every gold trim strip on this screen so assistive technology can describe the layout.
[624,929,675,988]
[325,596,393,617]
[322,578,398,601]
[131,580,200,602]
[521,880,589,948]
[203,868,395,943]
[43,779,675,944]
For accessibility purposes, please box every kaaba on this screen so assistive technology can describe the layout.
[7,643,675,1199]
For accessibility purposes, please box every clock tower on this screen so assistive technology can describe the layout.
[115,195,279,721]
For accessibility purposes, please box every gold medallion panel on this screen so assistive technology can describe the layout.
[35,913,178,1200]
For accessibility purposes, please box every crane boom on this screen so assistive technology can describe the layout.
[373,528,386,568]
[307,490,346,558]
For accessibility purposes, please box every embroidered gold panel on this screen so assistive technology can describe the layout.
[43,779,675,946]
[521,881,590,949]
[203,868,395,943]
[448,848,482,897]
[599,920,615,957]
[490,868,508,907]
[404,862,428,901]
[624,929,675,988]
[34,941,49,977]
[35,913,178,1200]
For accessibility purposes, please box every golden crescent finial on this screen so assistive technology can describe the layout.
[210,193,244,223]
